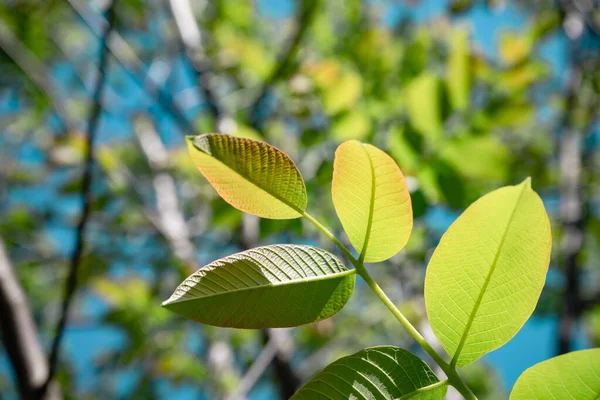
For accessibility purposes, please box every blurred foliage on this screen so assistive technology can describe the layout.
[1,0,599,398]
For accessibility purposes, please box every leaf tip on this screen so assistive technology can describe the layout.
[521,176,532,189]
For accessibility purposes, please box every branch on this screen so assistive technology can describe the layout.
[247,0,321,119]
[0,22,78,133]
[41,2,117,395]
[0,237,62,400]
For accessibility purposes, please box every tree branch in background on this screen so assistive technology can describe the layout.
[132,116,244,395]
[224,328,296,400]
[556,0,593,355]
[0,23,78,134]
[0,238,62,400]
[41,2,117,396]
[164,2,303,396]
[248,0,321,121]
[133,117,198,270]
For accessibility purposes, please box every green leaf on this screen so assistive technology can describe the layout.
[332,140,413,263]
[186,134,307,219]
[447,27,470,111]
[510,349,600,400]
[322,68,363,115]
[406,73,442,140]
[424,179,551,366]
[291,346,447,400]
[163,245,355,328]
[331,110,371,141]
[440,134,510,181]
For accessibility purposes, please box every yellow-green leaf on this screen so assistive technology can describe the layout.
[163,245,355,328]
[186,134,307,219]
[510,349,600,400]
[332,140,412,262]
[425,179,551,366]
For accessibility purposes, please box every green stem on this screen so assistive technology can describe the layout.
[302,211,478,400]
[302,212,357,263]
[398,379,448,400]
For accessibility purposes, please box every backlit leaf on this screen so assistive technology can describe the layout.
[186,134,307,219]
[425,179,551,366]
[510,349,600,400]
[163,245,355,328]
[332,140,412,262]
[291,346,447,400]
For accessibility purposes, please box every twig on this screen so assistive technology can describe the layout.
[41,1,117,395]
[0,237,62,400]
[0,23,78,133]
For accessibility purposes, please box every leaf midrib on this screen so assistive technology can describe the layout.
[163,268,356,306]
[450,183,528,366]
[189,136,306,214]
[359,144,376,263]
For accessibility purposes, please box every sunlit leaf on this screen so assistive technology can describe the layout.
[291,346,447,400]
[163,245,355,328]
[510,349,600,400]
[186,134,307,219]
[425,179,551,366]
[332,140,412,262]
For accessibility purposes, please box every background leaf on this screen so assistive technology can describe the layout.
[187,134,307,219]
[332,140,412,262]
[447,27,470,111]
[163,245,355,328]
[510,349,600,399]
[425,179,551,366]
[406,73,442,141]
[291,346,447,400]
